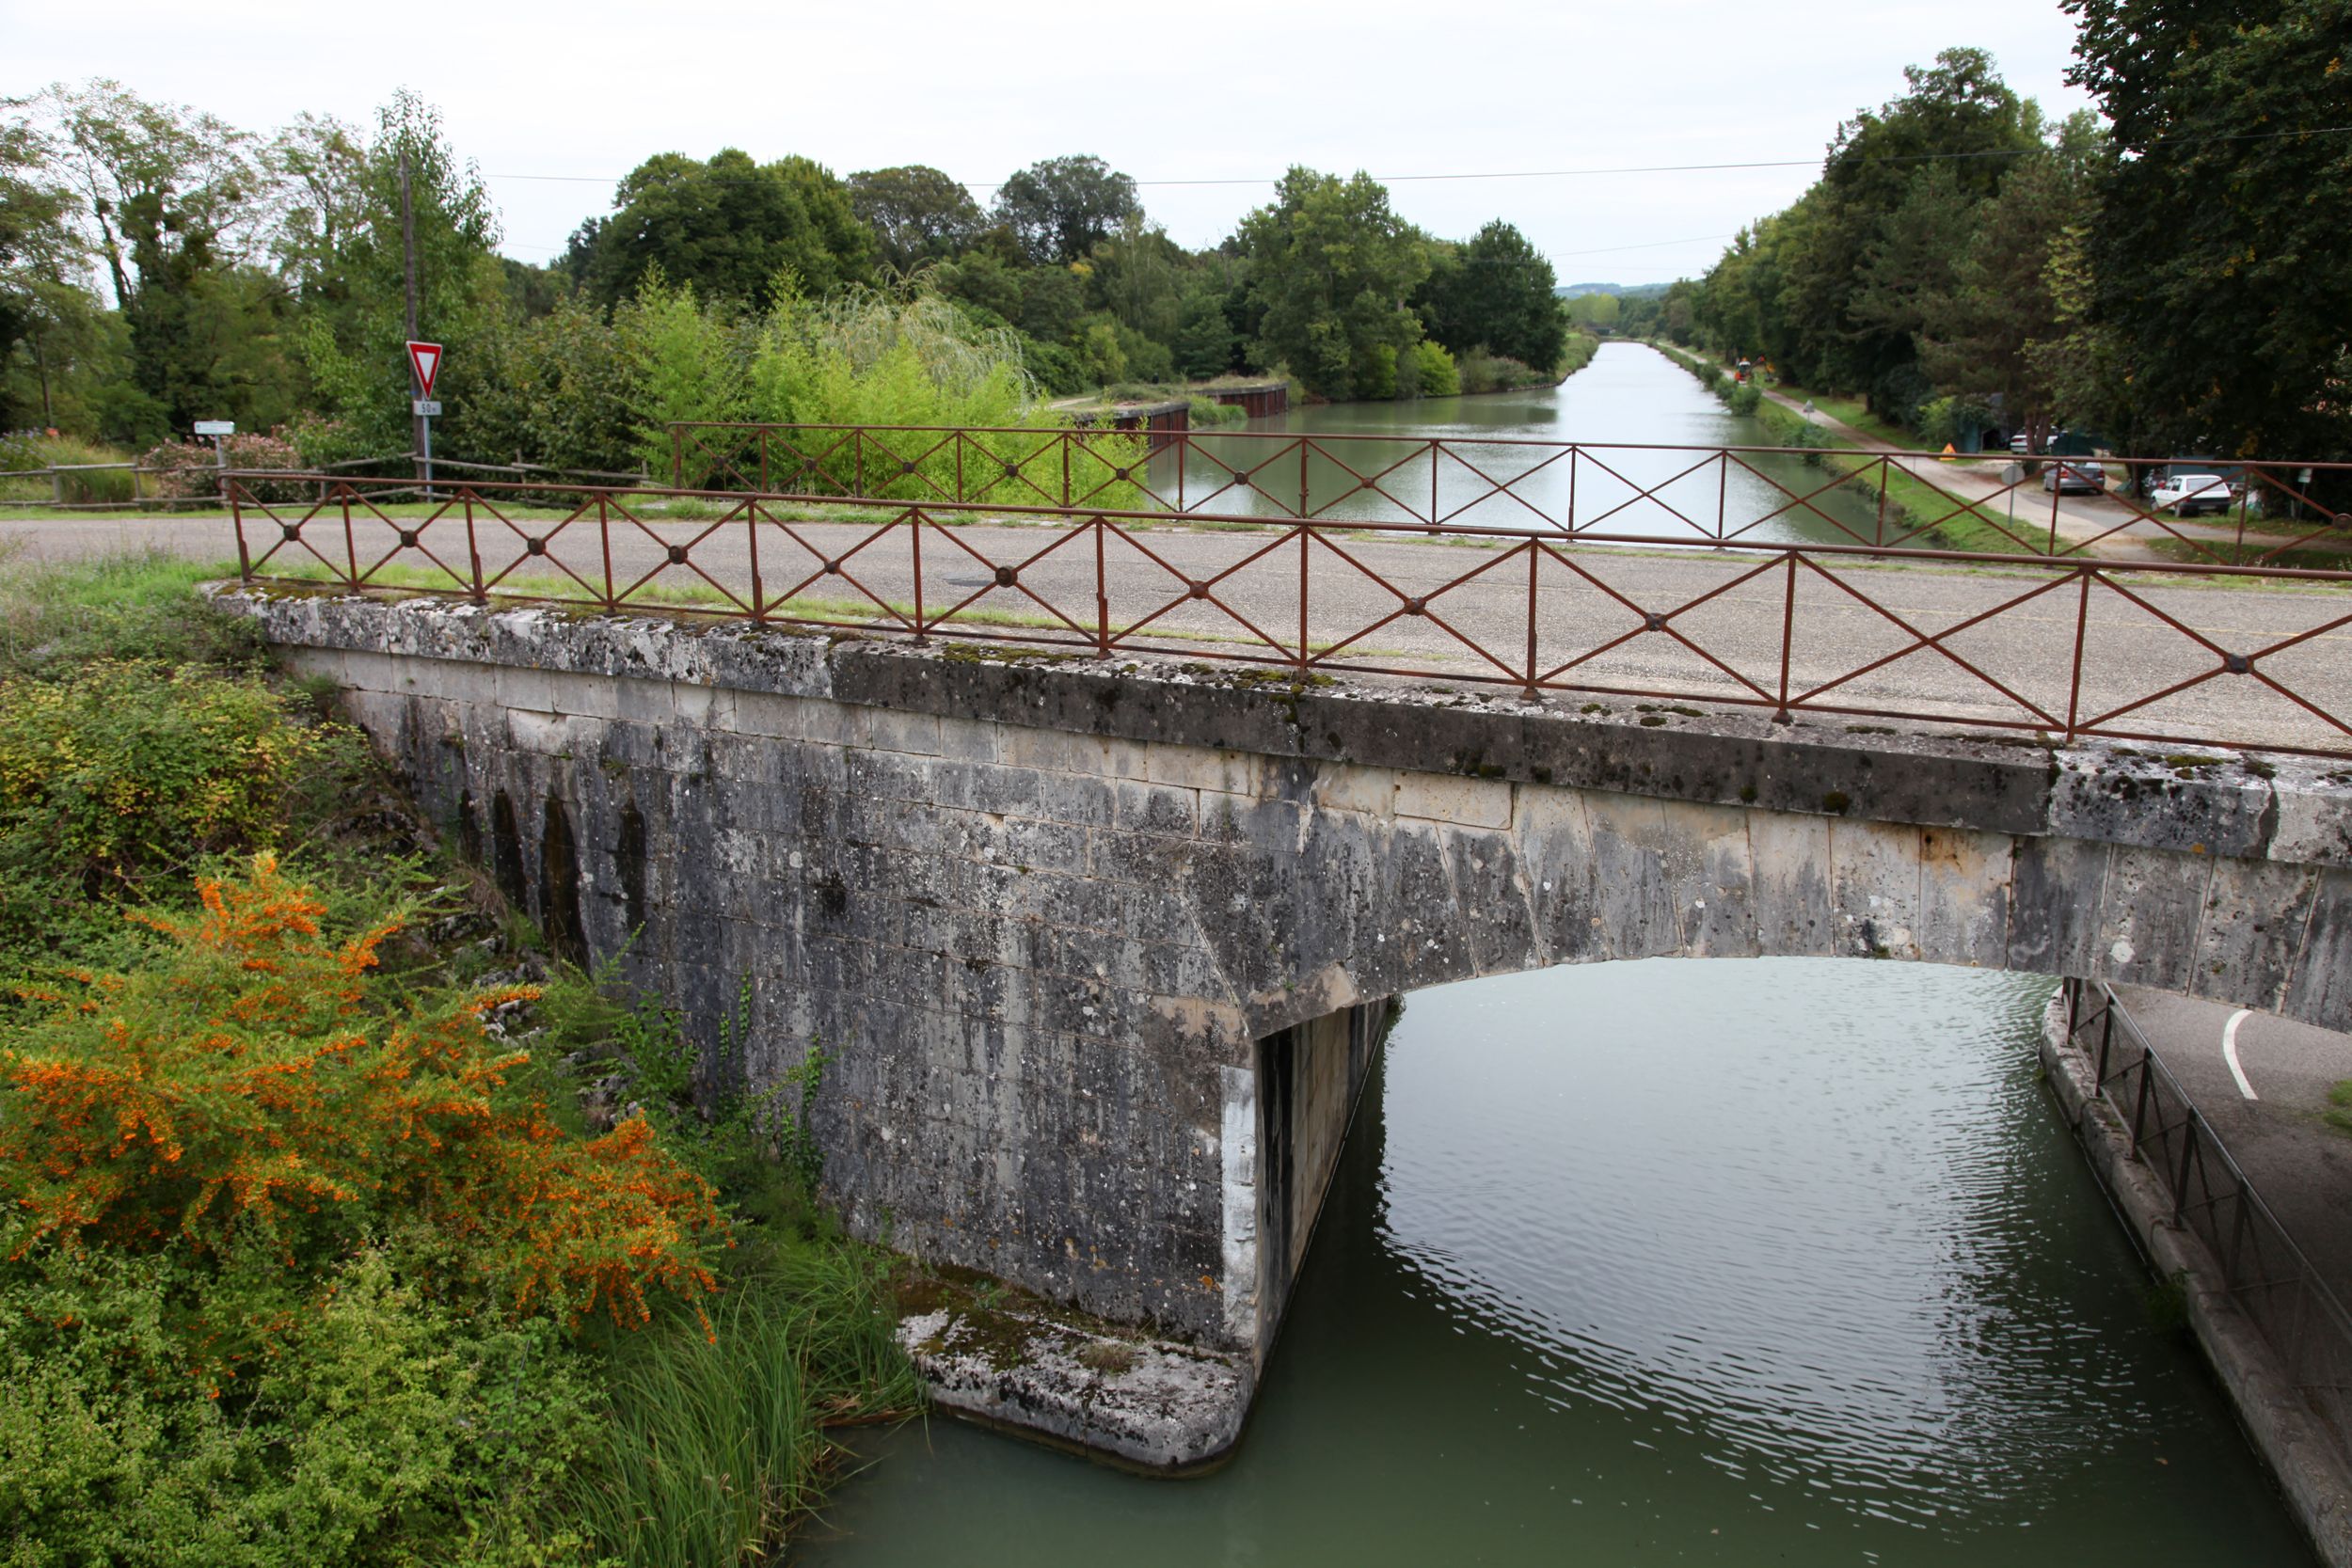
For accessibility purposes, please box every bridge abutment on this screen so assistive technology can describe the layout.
[222,585,2352,1465]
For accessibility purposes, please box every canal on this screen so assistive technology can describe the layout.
[801,959,2312,1565]
[1155,341,1881,545]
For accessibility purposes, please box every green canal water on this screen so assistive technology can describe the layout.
[797,959,2312,1566]
[1158,341,1883,546]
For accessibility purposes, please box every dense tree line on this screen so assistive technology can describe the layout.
[1641,8,2349,472]
[1,90,1583,472]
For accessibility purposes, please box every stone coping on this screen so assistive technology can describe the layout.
[212,584,2352,872]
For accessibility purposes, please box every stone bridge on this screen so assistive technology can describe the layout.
[227,587,2352,1465]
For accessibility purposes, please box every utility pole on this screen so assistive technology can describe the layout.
[400,153,424,485]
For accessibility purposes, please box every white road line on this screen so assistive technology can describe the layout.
[2224,1009,2259,1101]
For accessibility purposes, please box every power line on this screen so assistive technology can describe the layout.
[481,123,2352,196]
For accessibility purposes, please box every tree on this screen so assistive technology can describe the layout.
[27,80,290,438]
[1695,50,2045,404]
[570,150,876,308]
[993,155,1139,266]
[1912,114,2103,451]
[848,165,985,275]
[0,104,89,428]
[1236,168,1430,400]
[1173,279,1237,378]
[1420,220,1567,370]
[296,90,506,456]
[2064,0,2352,461]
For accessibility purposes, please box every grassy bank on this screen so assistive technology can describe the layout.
[1649,342,2030,554]
[0,553,916,1566]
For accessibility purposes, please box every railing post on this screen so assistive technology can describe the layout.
[671,424,683,487]
[465,490,485,601]
[2064,568,2092,745]
[2130,1047,2153,1154]
[1524,542,1539,692]
[747,499,765,622]
[598,492,616,610]
[1095,517,1110,657]
[1296,526,1310,672]
[230,480,251,578]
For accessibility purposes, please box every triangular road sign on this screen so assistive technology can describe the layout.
[406,341,444,399]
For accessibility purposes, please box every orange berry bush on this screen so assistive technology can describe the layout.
[0,852,726,1360]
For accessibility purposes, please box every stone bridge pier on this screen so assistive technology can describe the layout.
[227,588,2352,1465]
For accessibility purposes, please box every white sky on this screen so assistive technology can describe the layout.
[3,0,2096,286]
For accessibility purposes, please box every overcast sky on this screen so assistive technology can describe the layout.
[5,0,2096,286]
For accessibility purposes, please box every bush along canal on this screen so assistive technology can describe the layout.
[801,959,2314,1565]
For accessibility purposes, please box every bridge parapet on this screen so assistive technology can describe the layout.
[220,584,2352,1461]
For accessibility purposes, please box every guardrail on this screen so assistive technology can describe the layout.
[667,421,2352,570]
[2057,979,2352,1452]
[224,468,2352,756]
[1,453,652,510]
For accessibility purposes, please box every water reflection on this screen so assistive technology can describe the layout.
[798,959,2310,1566]
[1142,343,1885,546]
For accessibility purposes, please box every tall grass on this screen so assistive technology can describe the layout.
[0,433,140,505]
[572,1249,920,1568]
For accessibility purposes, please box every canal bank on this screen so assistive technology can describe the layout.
[2041,986,2352,1565]
[801,961,2313,1566]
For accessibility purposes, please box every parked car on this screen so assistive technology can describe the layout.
[2150,472,2234,516]
[2042,460,2106,495]
[2010,433,2032,455]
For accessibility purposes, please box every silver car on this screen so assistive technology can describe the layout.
[2042,460,2106,495]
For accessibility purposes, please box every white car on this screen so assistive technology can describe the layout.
[2151,472,2234,517]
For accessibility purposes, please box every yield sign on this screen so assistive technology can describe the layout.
[406,341,444,400]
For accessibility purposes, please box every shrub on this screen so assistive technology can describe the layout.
[1409,341,1461,398]
[141,431,311,505]
[0,856,729,1361]
[0,661,349,911]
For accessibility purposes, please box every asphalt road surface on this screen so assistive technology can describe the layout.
[2116,985,2352,1305]
[8,508,2351,755]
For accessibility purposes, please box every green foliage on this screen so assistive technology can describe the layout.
[848,165,988,276]
[0,661,359,958]
[1417,219,1567,371]
[1,1244,610,1568]
[0,556,919,1567]
[2065,0,2352,470]
[1237,167,1431,400]
[571,1247,919,1568]
[1407,341,1460,398]
[1689,49,2057,426]
[294,90,509,459]
[617,277,749,475]
[993,155,1139,266]
[566,150,877,309]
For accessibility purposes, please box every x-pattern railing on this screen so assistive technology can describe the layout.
[2058,981,2352,1453]
[671,421,2352,569]
[229,467,2352,757]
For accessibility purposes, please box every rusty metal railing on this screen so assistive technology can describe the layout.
[2057,979,2352,1451]
[225,468,2352,757]
[667,421,2352,570]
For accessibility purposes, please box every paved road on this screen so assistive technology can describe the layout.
[9,508,2352,753]
[2115,986,2352,1305]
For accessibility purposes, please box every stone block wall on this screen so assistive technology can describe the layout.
[226,589,2352,1357]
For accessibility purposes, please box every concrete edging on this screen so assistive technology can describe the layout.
[2039,992,2352,1564]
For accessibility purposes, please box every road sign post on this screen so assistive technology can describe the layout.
[195,420,234,501]
[406,341,443,497]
